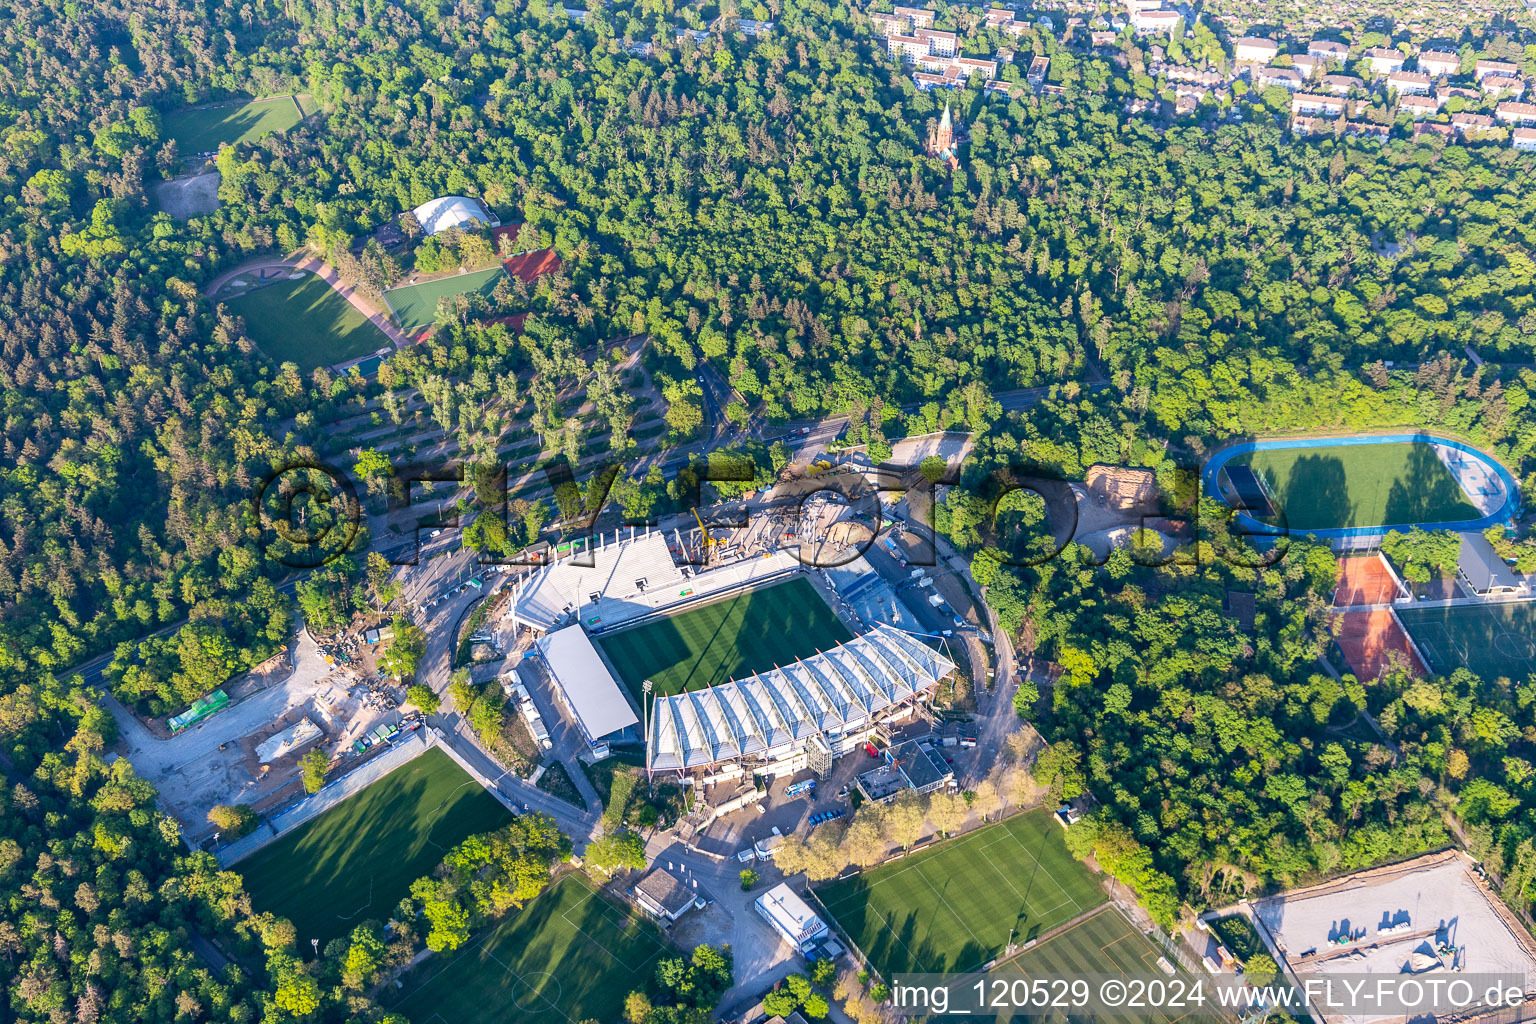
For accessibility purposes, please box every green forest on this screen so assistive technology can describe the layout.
[5,0,1536,1018]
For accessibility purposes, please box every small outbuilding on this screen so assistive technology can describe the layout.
[631,867,704,922]
[1457,532,1525,597]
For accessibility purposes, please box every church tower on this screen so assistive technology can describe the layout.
[927,101,960,169]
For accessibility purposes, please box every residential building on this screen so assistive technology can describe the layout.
[1399,94,1442,116]
[1497,101,1536,124]
[1307,38,1350,60]
[1417,49,1460,77]
[1414,120,1455,139]
[1451,111,1497,137]
[1154,63,1222,87]
[1292,114,1333,135]
[1293,92,1346,116]
[1481,75,1526,97]
[1387,70,1432,94]
[985,79,1014,97]
[1345,120,1391,140]
[915,27,957,56]
[1319,74,1366,96]
[888,34,929,60]
[1363,47,1407,75]
[1129,7,1179,35]
[1474,58,1520,81]
[1028,54,1050,86]
[1514,127,1536,151]
[1291,54,1325,78]
[869,10,908,37]
[1090,29,1118,46]
[1234,36,1279,63]
[893,5,935,29]
[1258,67,1304,90]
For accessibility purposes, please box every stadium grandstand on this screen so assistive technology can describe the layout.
[645,623,957,779]
[531,625,640,753]
[507,529,801,634]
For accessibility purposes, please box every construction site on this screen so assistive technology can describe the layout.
[1248,850,1536,1024]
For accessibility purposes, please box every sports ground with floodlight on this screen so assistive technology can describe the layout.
[389,874,671,1024]
[1397,600,1536,681]
[816,809,1105,978]
[239,747,511,948]
[964,907,1196,1024]
[594,576,852,700]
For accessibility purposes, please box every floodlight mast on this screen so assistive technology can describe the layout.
[643,678,654,794]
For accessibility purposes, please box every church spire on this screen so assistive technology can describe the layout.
[940,101,952,132]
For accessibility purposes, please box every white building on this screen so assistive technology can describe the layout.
[409,196,500,236]
[1417,49,1460,78]
[755,884,829,955]
[1234,36,1279,63]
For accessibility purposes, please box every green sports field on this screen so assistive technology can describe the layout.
[239,747,511,948]
[954,908,1194,1024]
[222,272,390,370]
[1397,601,1536,681]
[163,95,308,153]
[1233,441,1477,531]
[390,874,671,1024]
[816,809,1105,978]
[382,266,507,332]
[594,576,852,698]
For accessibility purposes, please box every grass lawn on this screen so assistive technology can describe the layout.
[816,809,1105,978]
[163,95,307,153]
[961,908,1192,1024]
[1397,601,1536,681]
[382,266,507,333]
[389,874,671,1024]
[594,576,852,699]
[239,747,511,949]
[222,272,390,371]
[1232,441,1477,532]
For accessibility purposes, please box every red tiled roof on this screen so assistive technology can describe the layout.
[501,248,563,283]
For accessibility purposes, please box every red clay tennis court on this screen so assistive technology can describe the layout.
[1332,553,1404,607]
[1335,608,1426,679]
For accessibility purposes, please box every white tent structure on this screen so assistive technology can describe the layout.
[409,195,499,236]
[646,623,955,774]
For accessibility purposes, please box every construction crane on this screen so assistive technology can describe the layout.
[692,508,713,549]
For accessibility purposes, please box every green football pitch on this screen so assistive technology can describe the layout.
[1233,441,1477,531]
[952,908,1195,1024]
[222,272,390,370]
[163,95,308,153]
[594,576,852,699]
[390,874,671,1024]
[816,809,1106,978]
[382,266,507,332]
[1397,601,1536,681]
[238,747,511,949]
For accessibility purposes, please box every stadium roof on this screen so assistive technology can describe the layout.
[409,195,499,236]
[647,624,957,772]
[535,625,639,743]
[511,532,685,632]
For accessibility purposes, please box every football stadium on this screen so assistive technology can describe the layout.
[507,529,957,783]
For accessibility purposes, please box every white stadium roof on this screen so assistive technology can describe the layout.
[410,195,499,236]
[535,625,639,743]
[647,623,956,772]
[511,532,686,632]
